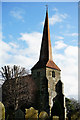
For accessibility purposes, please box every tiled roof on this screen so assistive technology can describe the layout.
[31,60,61,71]
[46,60,61,71]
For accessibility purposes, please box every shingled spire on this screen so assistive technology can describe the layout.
[31,8,60,71]
[39,7,53,61]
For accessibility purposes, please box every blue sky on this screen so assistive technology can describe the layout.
[1,2,78,99]
[2,2,78,45]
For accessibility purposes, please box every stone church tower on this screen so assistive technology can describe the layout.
[31,8,65,119]
[2,8,66,120]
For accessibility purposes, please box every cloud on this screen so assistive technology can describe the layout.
[0,32,42,70]
[41,10,68,26]
[0,31,78,99]
[18,32,42,57]
[66,24,75,29]
[64,33,78,37]
[10,8,25,22]
[65,46,78,58]
[49,13,68,25]
[71,40,77,42]
[9,42,19,48]
[55,36,64,40]
[53,8,58,12]
[54,40,67,50]
[53,42,78,99]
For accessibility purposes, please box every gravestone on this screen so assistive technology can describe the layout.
[39,111,48,120]
[0,102,5,120]
[25,107,38,120]
[14,109,24,120]
[53,116,59,120]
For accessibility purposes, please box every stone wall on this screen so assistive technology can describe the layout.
[32,68,50,114]
[46,67,61,114]
[31,67,61,115]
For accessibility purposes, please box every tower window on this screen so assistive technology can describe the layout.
[37,72,40,77]
[52,71,55,77]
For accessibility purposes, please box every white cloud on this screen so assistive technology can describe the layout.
[66,24,75,29]
[53,8,58,12]
[49,13,68,25]
[9,42,19,48]
[0,38,11,53]
[65,46,78,58]
[0,31,78,100]
[42,11,68,26]
[0,32,42,70]
[0,34,12,67]
[64,33,78,37]
[0,32,2,39]
[19,32,42,57]
[71,40,77,42]
[55,36,64,40]
[10,8,25,22]
[54,40,67,50]
[53,42,78,99]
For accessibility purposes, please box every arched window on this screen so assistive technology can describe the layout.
[52,71,55,77]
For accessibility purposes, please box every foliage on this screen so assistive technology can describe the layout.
[0,102,5,120]
[25,107,38,119]
[65,97,80,119]
[39,111,48,120]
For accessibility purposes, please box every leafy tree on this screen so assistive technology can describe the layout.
[65,97,80,120]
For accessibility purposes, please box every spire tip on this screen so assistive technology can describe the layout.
[46,5,48,12]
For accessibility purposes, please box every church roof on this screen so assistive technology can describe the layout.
[31,9,61,71]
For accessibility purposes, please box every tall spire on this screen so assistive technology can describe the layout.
[31,8,60,71]
[39,7,53,61]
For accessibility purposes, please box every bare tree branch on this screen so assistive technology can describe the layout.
[0,65,29,83]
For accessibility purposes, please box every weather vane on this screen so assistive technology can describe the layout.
[45,5,48,11]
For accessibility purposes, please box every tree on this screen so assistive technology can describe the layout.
[65,97,80,120]
[1,65,30,118]
[0,65,29,82]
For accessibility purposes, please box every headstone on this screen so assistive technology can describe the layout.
[53,116,59,120]
[14,109,24,120]
[66,117,68,120]
[39,111,48,120]
[25,107,38,120]
[0,102,5,120]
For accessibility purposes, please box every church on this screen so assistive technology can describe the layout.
[2,8,66,120]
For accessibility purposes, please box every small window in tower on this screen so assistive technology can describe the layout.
[37,72,40,77]
[52,71,55,77]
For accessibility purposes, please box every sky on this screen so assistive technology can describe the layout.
[0,2,78,100]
